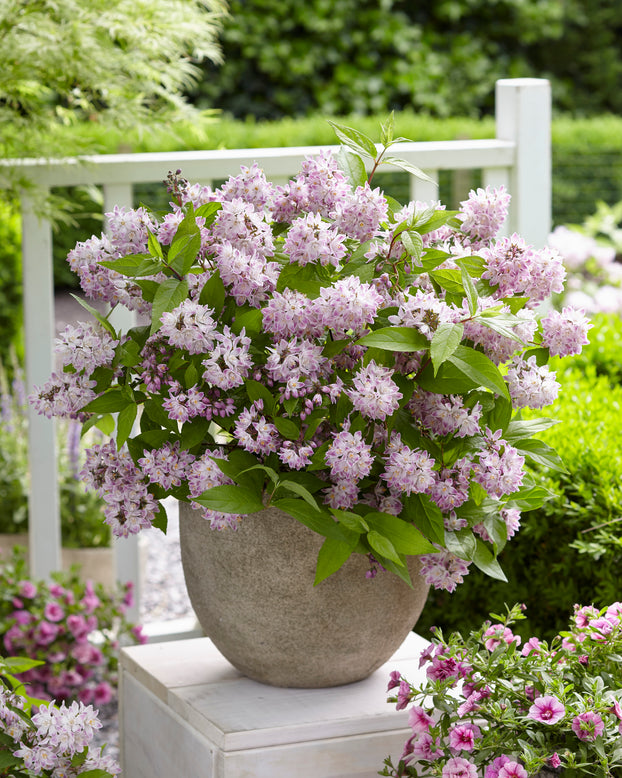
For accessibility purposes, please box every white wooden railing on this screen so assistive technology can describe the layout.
[12,78,551,630]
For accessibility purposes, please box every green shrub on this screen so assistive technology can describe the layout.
[191,0,621,120]
[0,198,23,365]
[417,362,622,642]
[563,313,622,383]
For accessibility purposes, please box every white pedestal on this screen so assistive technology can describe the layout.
[119,632,429,778]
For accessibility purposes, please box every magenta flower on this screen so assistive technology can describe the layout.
[572,711,605,741]
[498,761,528,778]
[43,601,65,623]
[484,755,512,778]
[387,670,401,691]
[442,756,478,778]
[549,753,561,769]
[18,580,37,598]
[527,695,566,725]
[448,722,481,752]
[408,706,434,734]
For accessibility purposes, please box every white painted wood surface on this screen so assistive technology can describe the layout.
[11,79,551,632]
[120,631,429,778]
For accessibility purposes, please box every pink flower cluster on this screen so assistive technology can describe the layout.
[29,142,588,596]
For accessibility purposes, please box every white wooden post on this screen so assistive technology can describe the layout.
[103,183,141,622]
[409,171,439,205]
[21,189,62,579]
[495,78,551,247]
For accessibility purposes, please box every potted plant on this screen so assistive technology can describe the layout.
[382,602,622,777]
[30,119,590,686]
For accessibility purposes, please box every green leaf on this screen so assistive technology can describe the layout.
[337,146,368,187]
[148,230,164,259]
[75,770,117,778]
[272,497,346,541]
[328,120,378,159]
[150,278,189,334]
[367,530,403,566]
[0,753,20,770]
[504,417,560,441]
[504,296,530,314]
[365,512,437,555]
[195,202,222,224]
[272,416,300,440]
[314,536,356,585]
[245,379,276,414]
[99,255,162,277]
[444,528,477,561]
[380,112,395,146]
[448,345,510,400]
[456,260,479,315]
[118,339,142,367]
[168,211,202,275]
[430,322,464,374]
[180,416,210,450]
[331,508,369,533]
[513,438,567,473]
[356,326,429,352]
[232,307,263,335]
[382,155,436,185]
[82,388,133,414]
[402,493,445,546]
[472,540,508,581]
[276,261,324,297]
[508,484,555,511]
[193,484,265,514]
[116,402,137,449]
[401,230,424,262]
[198,270,226,314]
[69,294,116,337]
[429,268,465,295]
[274,480,320,510]
[2,656,44,673]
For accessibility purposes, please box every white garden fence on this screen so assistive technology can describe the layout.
[13,78,550,630]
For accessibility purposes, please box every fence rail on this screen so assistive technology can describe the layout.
[10,78,551,632]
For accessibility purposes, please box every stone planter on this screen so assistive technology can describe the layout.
[179,503,429,688]
[0,534,116,590]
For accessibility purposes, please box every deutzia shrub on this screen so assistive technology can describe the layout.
[30,120,588,593]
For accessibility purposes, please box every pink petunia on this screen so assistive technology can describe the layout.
[527,695,566,725]
[448,722,481,752]
[442,756,478,778]
[498,761,528,778]
[572,711,605,741]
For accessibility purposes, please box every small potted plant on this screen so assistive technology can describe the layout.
[383,603,622,777]
[30,119,590,686]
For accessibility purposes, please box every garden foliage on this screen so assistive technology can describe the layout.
[0,359,109,548]
[193,0,622,120]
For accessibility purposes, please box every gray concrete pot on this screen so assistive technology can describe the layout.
[179,503,430,688]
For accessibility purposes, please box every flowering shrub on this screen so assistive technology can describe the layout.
[30,120,589,592]
[0,654,119,776]
[383,603,622,777]
[0,357,108,548]
[548,199,622,315]
[0,547,145,704]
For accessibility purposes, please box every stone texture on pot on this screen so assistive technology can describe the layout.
[179,503,430,688]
